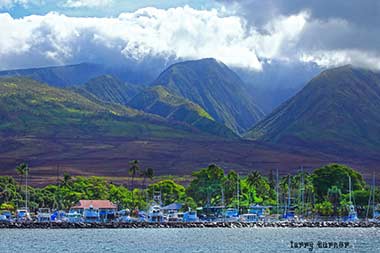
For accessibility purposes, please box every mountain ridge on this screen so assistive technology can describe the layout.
[245,65,380,154]
[128,85,238,138]
[153,58,265,134]
[0,77,229,140]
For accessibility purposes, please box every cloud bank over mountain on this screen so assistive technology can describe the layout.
[0,2,378,71]
[217,0,380,70]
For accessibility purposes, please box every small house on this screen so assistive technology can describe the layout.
[70,200,117,221]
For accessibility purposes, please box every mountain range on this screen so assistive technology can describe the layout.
[0,60,380,179]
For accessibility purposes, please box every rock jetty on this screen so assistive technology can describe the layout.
[1,221,380,229]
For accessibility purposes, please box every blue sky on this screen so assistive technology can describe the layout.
[1,0,215,18]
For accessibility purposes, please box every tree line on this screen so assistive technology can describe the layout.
[0,162,378,218]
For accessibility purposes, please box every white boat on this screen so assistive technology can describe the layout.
[67,211,83,223]
[37,208,52,223]
[239,213,259,222]
[164,210,179,222]
[148,191,164,222]
[345,176,358,222]
[240,205,270,222]
[16,208,31,222]
[148,204,164,222]
[0,214,8,222]
[369,204,380,222]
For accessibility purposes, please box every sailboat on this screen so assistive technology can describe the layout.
[367,173,380,222]
[345,175,358,222]
[17,166,31,222]
[283,175,296,220]
[224,174,240,222]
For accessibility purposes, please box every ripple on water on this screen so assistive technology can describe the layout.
[0,228,379,253]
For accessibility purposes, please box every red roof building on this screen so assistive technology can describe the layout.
[71,200,117,210]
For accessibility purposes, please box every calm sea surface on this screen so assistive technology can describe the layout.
[0,228,379,252]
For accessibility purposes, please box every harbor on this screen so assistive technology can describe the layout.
[2,163,380,230]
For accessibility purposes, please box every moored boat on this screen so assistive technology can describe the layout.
[224,208,239,222]
[183,209,198,222]
[83,205,100,223]
[37,208,52,223]
[148,204,164,222]
[67,211,83,223]
[344,176,358,222]
[16,208,31,222]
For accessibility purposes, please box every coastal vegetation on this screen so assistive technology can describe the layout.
[0,163,378,218]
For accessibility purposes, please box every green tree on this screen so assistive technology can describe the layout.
[315,201,334,216]
[312,164,365,201]
[224,170,238,205]
[187,164,225,207]
[148,180,185,206]
[246,171,270,201]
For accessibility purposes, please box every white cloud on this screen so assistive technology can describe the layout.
[0,5,377,71]
[300,50,380,71]
[0,6,268,70]
[0,0,29,9]
[63,0,113,8]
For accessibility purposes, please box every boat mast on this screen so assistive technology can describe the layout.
[301,166,304,217]
[25,165,28,210]
[276,169,279,215]
[287,175,291,212]
[366,172,375,220]
[237,173,240,212]
[349,175,352,204]
[373,173,376,219]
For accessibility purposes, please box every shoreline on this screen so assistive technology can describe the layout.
[1,221,380,229]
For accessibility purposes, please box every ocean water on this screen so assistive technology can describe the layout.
[0,228,379,252]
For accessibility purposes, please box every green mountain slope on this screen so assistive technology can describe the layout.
[128,86,237,138]
[0,63,106,87]
[245,66,380,153]
[80,75,143,105]
[154,58,264,134]
[0,77,217,139]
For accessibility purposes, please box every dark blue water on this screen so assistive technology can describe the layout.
[0,228,379,252]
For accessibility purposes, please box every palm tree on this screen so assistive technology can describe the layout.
[246,171,262,202]
[129,160,140,190]
[15,163,29,209]
[0,183,14,203]
[15,164,26,187]
[62,172,72,187]
[142,168,154,188]
[328,186,342,217]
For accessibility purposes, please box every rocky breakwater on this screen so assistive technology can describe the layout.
[1,221,380,229]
